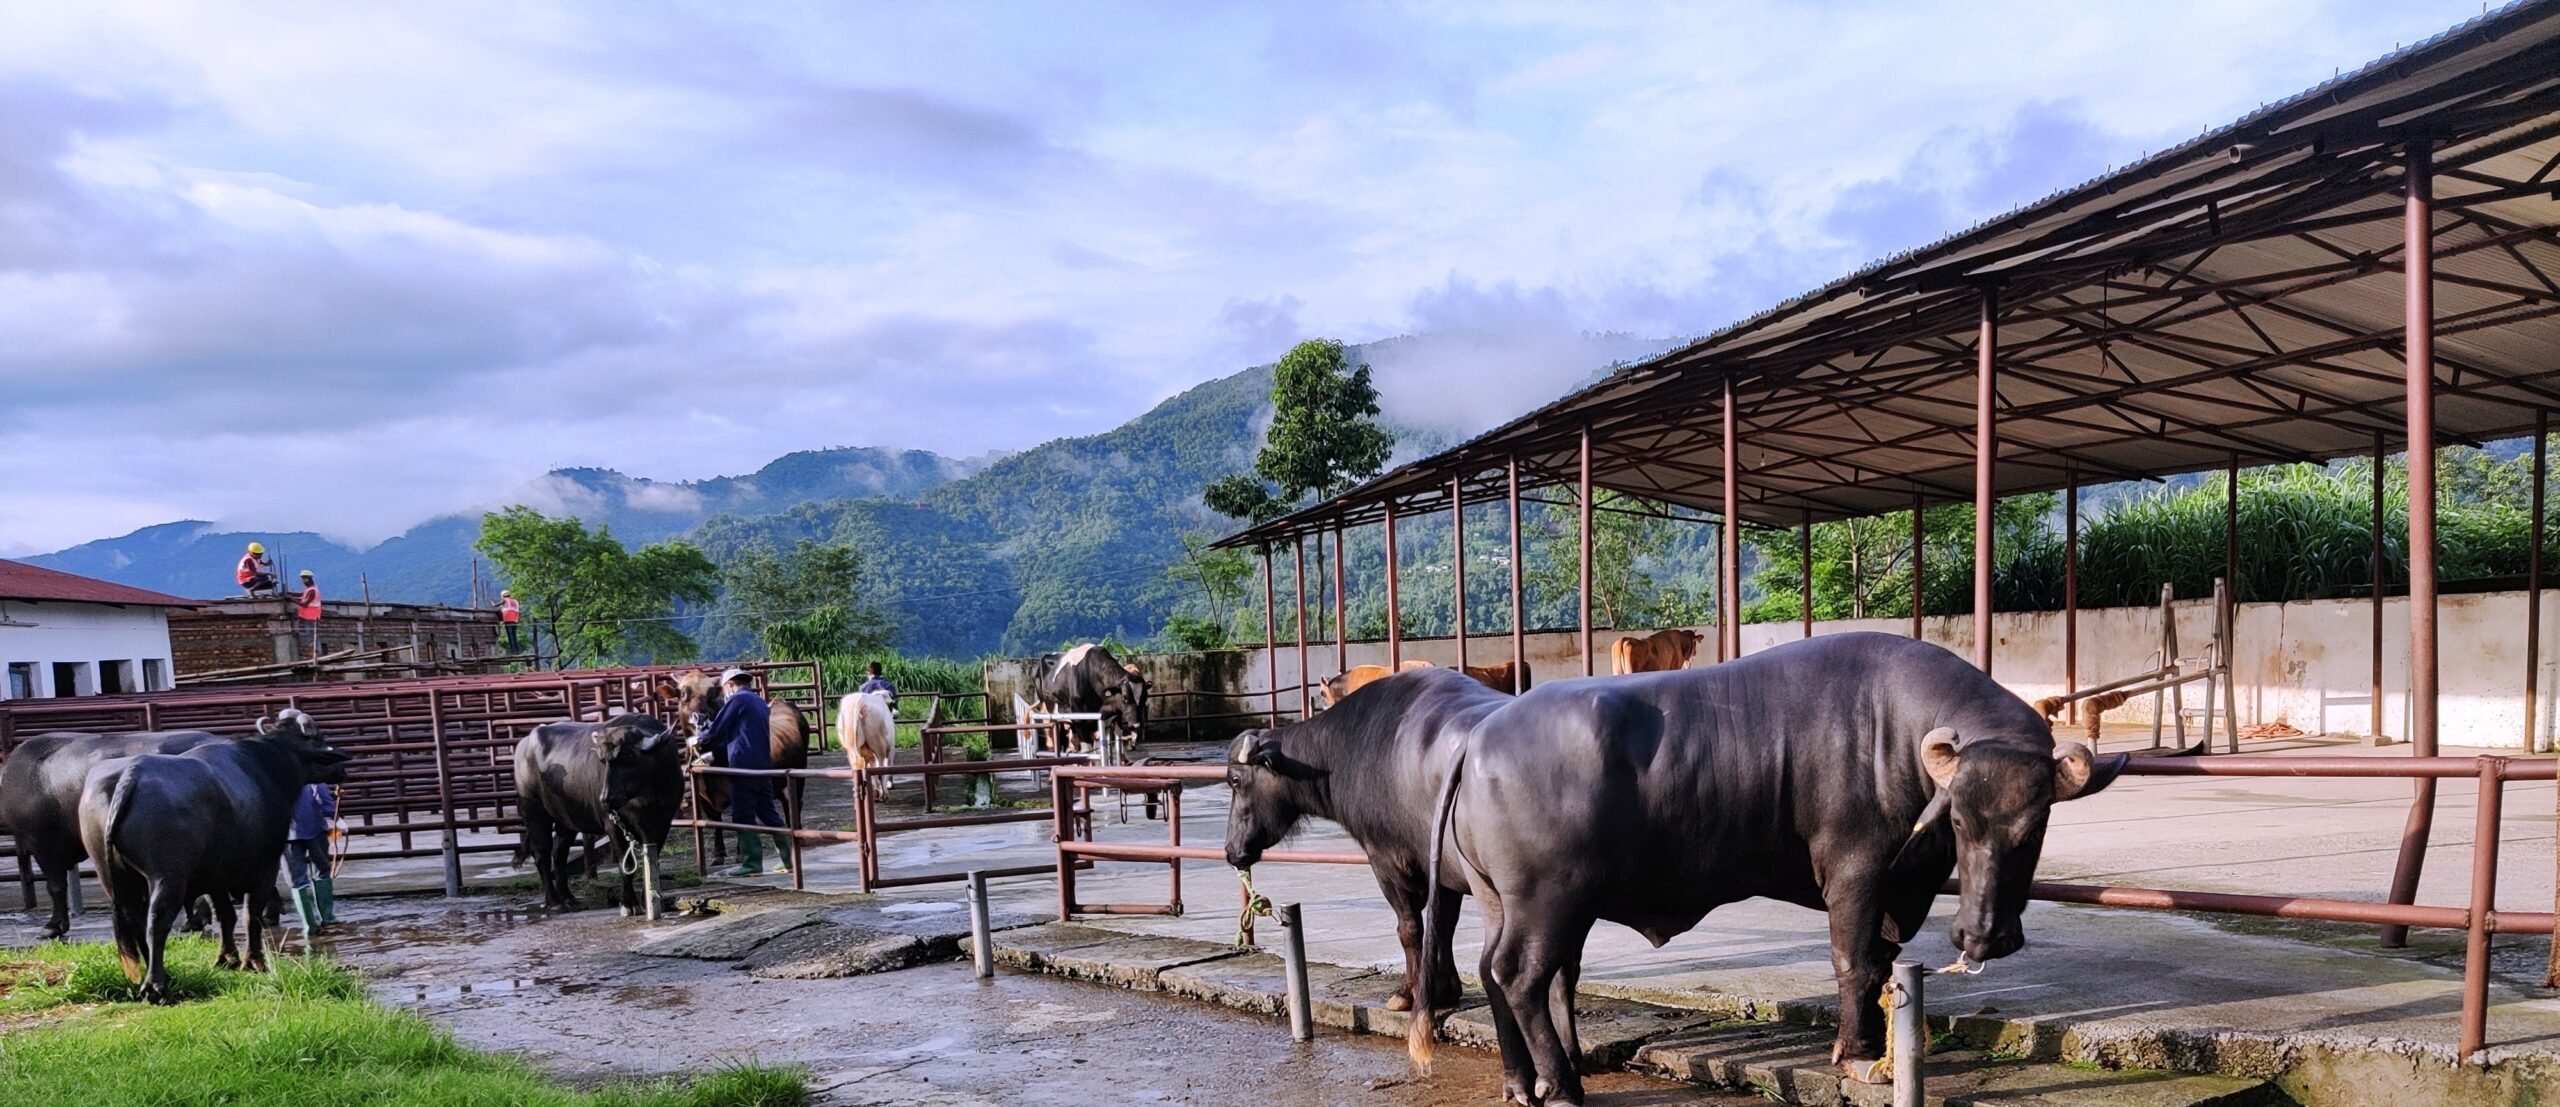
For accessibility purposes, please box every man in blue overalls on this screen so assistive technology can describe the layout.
[699,669,792,876]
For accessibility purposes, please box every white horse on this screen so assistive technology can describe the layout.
[834,690,896,798]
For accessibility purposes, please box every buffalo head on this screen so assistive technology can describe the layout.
[1920,727,2124,962]
[591,713,681,816]
[257,708,355,785]
[1223,729,1312,869]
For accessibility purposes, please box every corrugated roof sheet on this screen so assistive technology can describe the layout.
[0,559,200,608]
[1222,0,2560,546]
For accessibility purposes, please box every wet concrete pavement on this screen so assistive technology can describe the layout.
[320,894,1745,1106]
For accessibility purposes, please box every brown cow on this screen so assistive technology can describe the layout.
[1461,660,1531,695]
[653,670,811,822]
[1316,660,1432,708]
[1609,628,1704,674]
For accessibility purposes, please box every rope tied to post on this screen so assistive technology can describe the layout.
[1234,868,1273,948]
[1859,957,1977,1082]
[608,809,644,876]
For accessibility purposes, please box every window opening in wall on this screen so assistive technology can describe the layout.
[6,662,32,699]
[97,660,128,696]
[142,658,166,692]
[51,661,84,697]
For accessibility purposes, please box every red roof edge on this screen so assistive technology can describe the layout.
[0,559,201,608]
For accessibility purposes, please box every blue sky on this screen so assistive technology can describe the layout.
[0,0,2486,554]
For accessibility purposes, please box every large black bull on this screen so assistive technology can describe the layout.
[1224,666,1507,1013]
[1035,643,1149,748]
[79,713,353,1003]
[1410,633,2125,1106]
[513,714,685,913]
[2,727,225,938]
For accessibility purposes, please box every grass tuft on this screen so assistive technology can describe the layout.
[0,939,807,1107]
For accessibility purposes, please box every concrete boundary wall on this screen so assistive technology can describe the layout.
[1167,588,2552,749]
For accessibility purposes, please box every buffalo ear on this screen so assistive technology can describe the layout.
[2053,741,2127,801]
[1920,727,1962,788]
[652,678,679,704]
[1123,663,1141,676]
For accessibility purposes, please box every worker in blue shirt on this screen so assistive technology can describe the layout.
[856,661,897,709]
[698,668,792,876]
[284,782,337,933]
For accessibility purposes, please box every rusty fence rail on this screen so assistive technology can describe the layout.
[681,752,1094,895]
[1046,755,2557,1061]
[1,660,822,903]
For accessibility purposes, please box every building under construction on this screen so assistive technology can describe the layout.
[171,597,514,686]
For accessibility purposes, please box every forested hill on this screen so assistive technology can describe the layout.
[692,361,1392,657]
[28,446,981,604]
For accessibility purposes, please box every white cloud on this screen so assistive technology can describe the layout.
[0,0,2489,551]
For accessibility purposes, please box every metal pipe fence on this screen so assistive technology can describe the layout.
[1045,755,2557,1062]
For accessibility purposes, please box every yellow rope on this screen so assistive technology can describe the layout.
[1234,869,1273,948]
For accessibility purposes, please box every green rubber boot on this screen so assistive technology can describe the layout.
[719,832,764,877]
[768,834,794,875]
[291,884,321,936]
[314,876,338,925]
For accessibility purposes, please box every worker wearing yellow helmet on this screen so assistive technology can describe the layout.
[236,541,276,597]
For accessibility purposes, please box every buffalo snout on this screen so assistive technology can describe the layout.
[1952,917,2025,962]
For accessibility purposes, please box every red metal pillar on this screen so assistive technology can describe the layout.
[1385,504,1402,668]
[1508,455,1526,691]
[1722,376,1742,661]
[2373,431,2387,741]
[1579,425,1595,676]
[1800,506,1814,640]
[1261,546,1278,727]
[2385,145,2439,948]
[1910,489,1926,641]
[1974,287,1998,674]
[2065,469,2080,724]
[2528,410,2545,752]
[1332,525,1348,675]
[1293,536,1308,720]
[2225,453,2242,750]
[1452,475,1468,673]
[2459,758,2507,1060]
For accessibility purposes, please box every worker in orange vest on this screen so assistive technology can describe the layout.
[296,570,323,658]
[498,589,521,653]
[236,542,275,596]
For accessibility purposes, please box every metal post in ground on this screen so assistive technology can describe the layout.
[641,848,661,922]
[1386,503,1403,668]
[1579,425,1595,675]
[1973,287,1998,675]
[1721,375,1741,662]
[1278,901,1313,1042]
[968,869,995,979]
[2386,143,2442,949]
[1891,960,1924,1107]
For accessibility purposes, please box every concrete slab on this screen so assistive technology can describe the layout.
[633,905,826,961]
[1635,1025,2280,1107]
[980,922,1241,989]
[1442,994,1718,1071]
[738,921,929,979]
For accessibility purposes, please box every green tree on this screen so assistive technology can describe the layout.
[1525,490,1699,629]
[721,540,894,660]
[475,506,719,667]
[1163,532,1251,647]
[1202,338,1395,522]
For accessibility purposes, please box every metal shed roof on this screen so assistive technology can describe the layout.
[1219,0,2560,547]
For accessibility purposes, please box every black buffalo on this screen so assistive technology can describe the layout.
[79,712,353,1002]
[513,714,685,913]
[1410,633,2125,1105]
[1034,643,1150,750]
[1224,666,1505,1014]
[2,727,225,938]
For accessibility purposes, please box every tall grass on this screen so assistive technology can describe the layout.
[814,654,988,748]
[0,939,807,1107]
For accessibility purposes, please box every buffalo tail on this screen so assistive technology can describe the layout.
[1409,738,1471,1073]
[99,766,145,981]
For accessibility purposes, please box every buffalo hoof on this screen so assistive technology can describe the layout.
[216,951,241,970]
[244,955,269,973]
[1384,991,1413,1012]
[38,924,67,941]
[1500,1081,1537,1106]
[141,982,174,1006]
[1839,1057,1890,1084]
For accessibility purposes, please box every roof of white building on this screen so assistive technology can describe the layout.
[0,559,198,608]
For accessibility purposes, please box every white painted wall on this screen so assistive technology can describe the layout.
[1215,588,2554,749]
[0,601,176,700]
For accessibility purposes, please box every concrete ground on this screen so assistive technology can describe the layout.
[9,730,2556,1100]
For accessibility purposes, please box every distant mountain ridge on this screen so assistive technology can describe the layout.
[32,331,1677,656]
[28,446,984,604]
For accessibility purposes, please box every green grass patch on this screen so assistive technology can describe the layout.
[0,939,806,1107]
